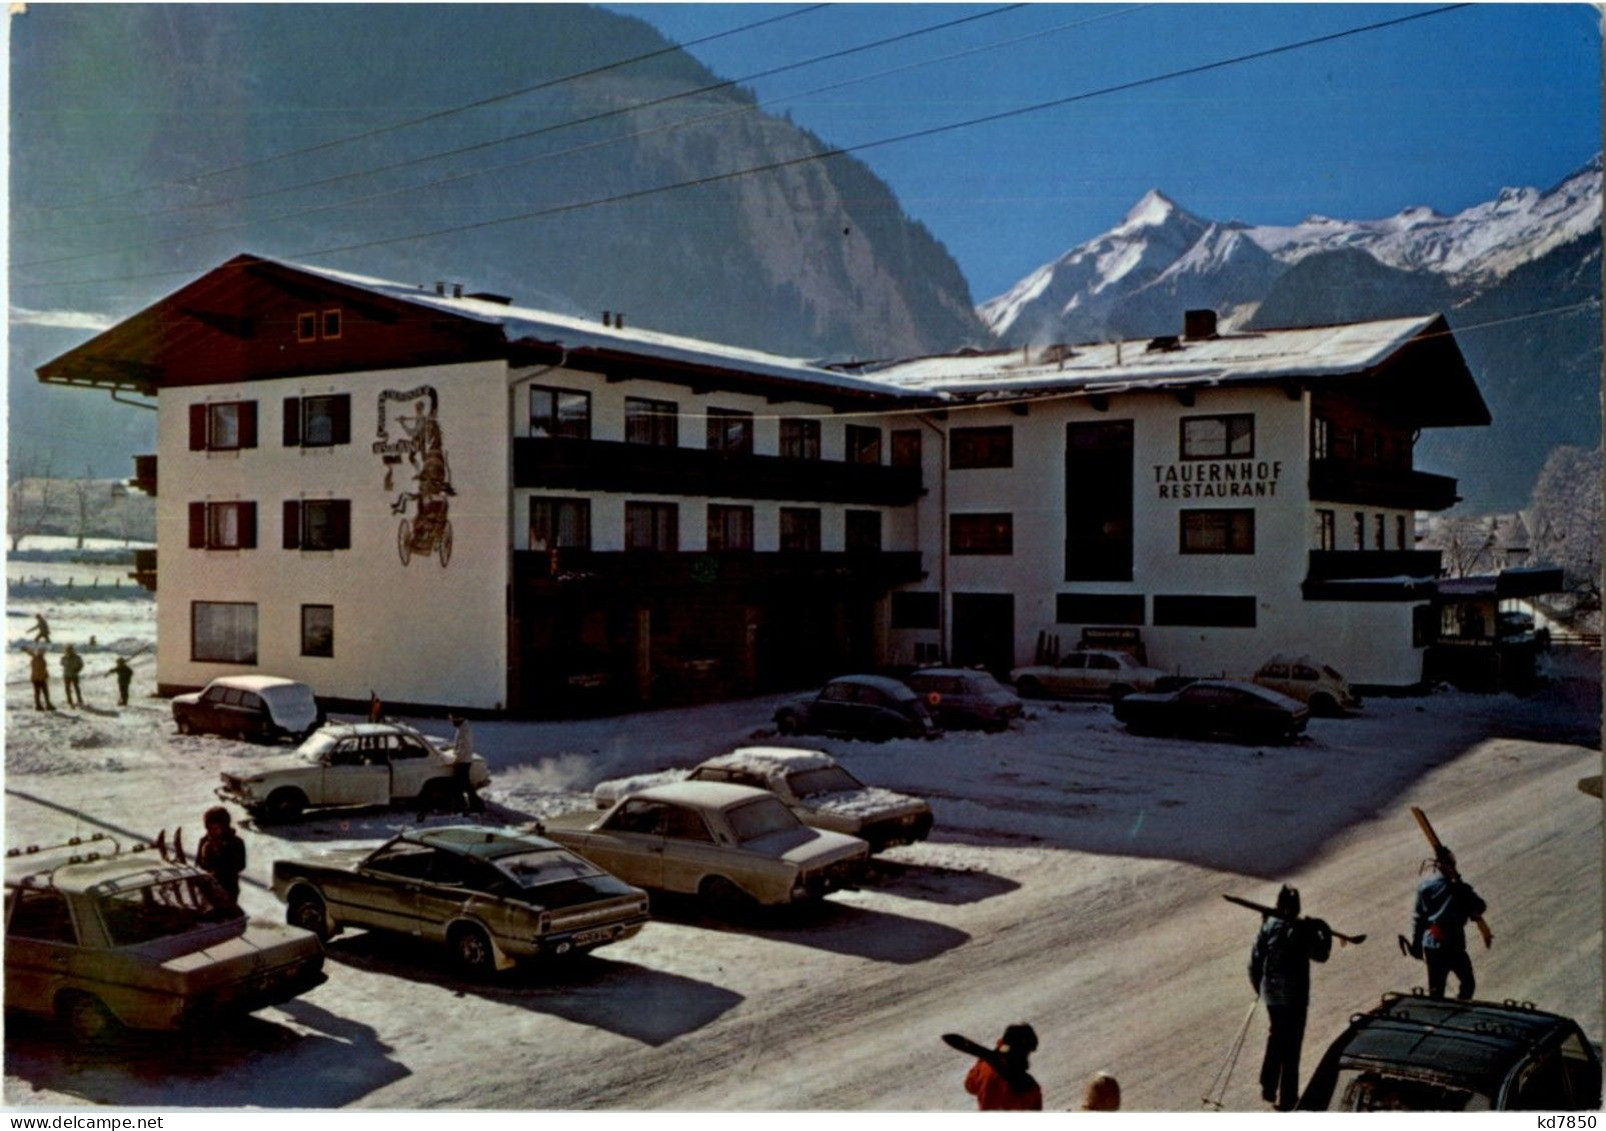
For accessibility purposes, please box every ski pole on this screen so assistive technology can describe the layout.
[1202,993,1259,1109]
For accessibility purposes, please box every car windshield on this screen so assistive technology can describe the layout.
[1323,666,1345,681]
[297,731,342,760]
[493,848,605,888]
[98,874,241,946]
[962,672,1008,693]
[725,797,802,842]
[1335,1069,1489,1112]
[787,766,862,796]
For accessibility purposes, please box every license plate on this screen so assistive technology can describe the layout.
[570,927,615,946]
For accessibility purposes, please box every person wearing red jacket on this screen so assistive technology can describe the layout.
[963,1023,1043,1111]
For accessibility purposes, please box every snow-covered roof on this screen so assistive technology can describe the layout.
[629,780,773,809]
[204,674,307,693]
[705,747,837,775]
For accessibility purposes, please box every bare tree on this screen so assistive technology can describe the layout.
[7,453,58,553]
[71,466,94,550]
[1425,513,1499,578]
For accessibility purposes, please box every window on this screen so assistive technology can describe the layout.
[1180,414,1254,460]
[188,401,258,452]
[950,426,1013,469]
[845,424,882,465]
[1374,513,1386,551]
[530,386,591,440]
[706,409,753,455]
[322,309,342,339]
[624,397,677,447]
[663,806,714,843]
[706,504,754,552]
[625,502,678,551]
[779,507,821,552]
[283,394,352,448]
[1180,509,1255,554]
[192,601,259,663]
[297,313,317,343]
[1055,594,1145,625]
[282,499,351,551]
[301,605,334,658]
[951,513,1013,555]
[529,497,590,551]
[1317,509,1336,552]
[845,510,882,552]
[1353,511,1366,551]
[7,889,76,943]
[891,429,922,467]
[891,591,940,629]
[780,418,821,460]
[1152,595,1256,628]
[188,501,258,550]
[1312,416,1330,460]
[1396,514,1408,551]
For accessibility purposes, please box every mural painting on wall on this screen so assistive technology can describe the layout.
[374,386,456,567]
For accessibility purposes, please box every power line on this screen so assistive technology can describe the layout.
[18,4,1025,251]
[23,4,829,218]
[23,4,1471,291]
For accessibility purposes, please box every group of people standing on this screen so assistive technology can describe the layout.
[22,615,135,710]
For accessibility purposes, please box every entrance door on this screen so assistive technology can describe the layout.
[951,593,1015,676]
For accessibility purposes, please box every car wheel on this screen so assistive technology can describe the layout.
[1016,677,1044,699]
[262,788,307,824]
[699,876,757,919]
[984,714,1009,734]
[1309,693,1340,718]
[287,890,333,941]
[417,778,454,814]
[1108,683,1134,701]
[175,717,192,736]
[450,923,497,978]
[775,713,800,736]
[59,992,122,1046]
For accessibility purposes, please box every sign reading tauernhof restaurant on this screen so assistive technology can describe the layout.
[1154,460,1283,499]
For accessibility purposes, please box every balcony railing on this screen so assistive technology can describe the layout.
[513,549,925,594]
[130,548,157,592]
[1309,458,1459,511]
[1301,549,1442,601]
[514,437,923,506]
[130,454,157,497]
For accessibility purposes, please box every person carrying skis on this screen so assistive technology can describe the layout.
[1408,847,1490,1000]
[195,806,246,908]
[1249,885,1332,1111]
[963,1023,1043,1111]
[60,644,84,706]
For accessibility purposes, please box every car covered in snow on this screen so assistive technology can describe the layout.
[593,747,934,852]
[1298,992,1602,1111]
[773,674,940,741]
[172,675,324,743]
[902,668,1023,731]
[216,721,489,822]
[1251,654,1361,716]
[541,781,869,914]
[271,826,649,977]
[1114,679,1309,743]
[1009,649,1167,701]
[4,834,325,1042]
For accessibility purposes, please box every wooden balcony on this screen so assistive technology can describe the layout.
[130,548,157,592]
[1302,549,1442,601]
[513,549,925,596]
[1309,458,1459,511]
[130,454,157,497]
[513,437,922,506]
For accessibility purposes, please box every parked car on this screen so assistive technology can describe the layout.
[1299,992,1602,1111]
[172,675,324,743]
[1252,654,1361,716]
[774,674,940,740]
[902,668,1022,731]
[216,721,489,823]
[1114,679,1309,743]
[1010,649,1167,701]
[272,826,648,977]
[542,781,869,914]
[593,747,934,852]
[5,835,325,1043]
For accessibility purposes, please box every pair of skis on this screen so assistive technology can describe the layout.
[153,827,188,865]
[1398,805,1493,952]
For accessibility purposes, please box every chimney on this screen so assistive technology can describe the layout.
[615,312,625,330]
[452,283,464,299]
[434,281,447,296]
[603,311,612,327]
[1184,309,1218,340]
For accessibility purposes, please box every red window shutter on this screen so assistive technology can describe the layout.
[189,405,208,451]
[283,500,301,549]
[283,398,301,446]
[238,401,258,449]
[331,395,352,445]
[189,502,207,548]
[330,500,352,549]
[239,502,258,549]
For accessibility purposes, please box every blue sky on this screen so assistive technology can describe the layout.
[607,3,1601,299]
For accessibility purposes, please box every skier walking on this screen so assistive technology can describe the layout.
[28,614,50,644]
[105,656,134,706]
[962,1023,1043,1111]
[1249,885,1332,1111]
[1408,847,1490,1000]
[60,644,84,707]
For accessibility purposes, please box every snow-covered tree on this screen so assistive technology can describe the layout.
[1528,444,1602,618]
[7,454,58,553]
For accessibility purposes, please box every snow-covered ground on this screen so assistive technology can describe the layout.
[4,546,1600,1110]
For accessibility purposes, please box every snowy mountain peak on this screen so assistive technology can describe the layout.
[1121,188,1186,230]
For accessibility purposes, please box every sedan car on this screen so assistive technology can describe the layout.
[902,668,1022,731]
[1299,992,1601,1111]
[1010,649,1167,701]
[593,747,934,852]
[774,674,939,741]
[172,675,324,743]
[272,826,649,977]
[1252,654,1361,716]
[216,721,490,822]
[6,835,325,1042]
[1114,679,1309,743]
[541,781,869,914]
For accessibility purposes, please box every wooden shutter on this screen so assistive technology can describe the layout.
[189,405,208,451]
[239,502,258,549]
[331,395,351,445]
[283,398,301,447]
[238,402,258,449]
[329,500,352,549]
[189,502,207,548]
[282,500,301,550]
